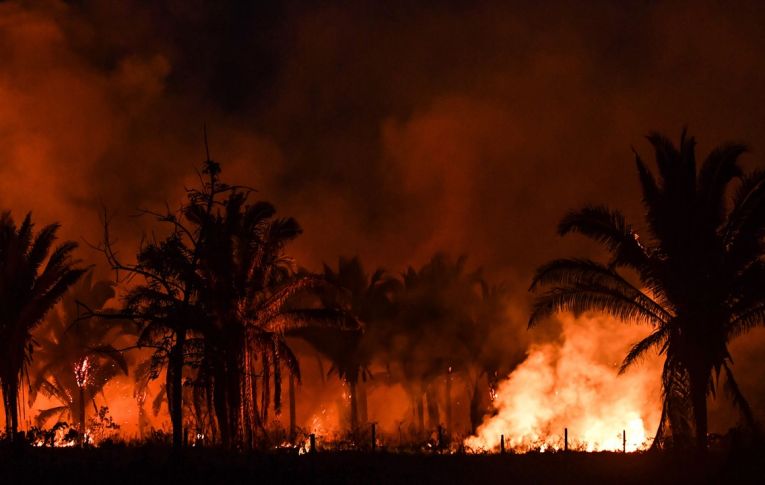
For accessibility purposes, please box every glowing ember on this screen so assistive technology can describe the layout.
[465,315,662,453]
[74,356,92,389]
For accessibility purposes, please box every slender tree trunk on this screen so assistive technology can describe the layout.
[416,392,425,436]
[228,351,242,447]
[2,375,19,442]
[690,367,708,452]
[445,372,452,432]
[289,372,296,441]
[349,379,358,434]
[168,331,186,450]
[469,384,482,434]
[426,384,439,430]
[213,366,230,448]
[138,401,146,441]
[358,379,368,426]
[78,387,86,446]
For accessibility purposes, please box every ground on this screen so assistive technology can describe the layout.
[0,445,762,484]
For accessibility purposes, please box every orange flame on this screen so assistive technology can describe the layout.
[465,315,662,452]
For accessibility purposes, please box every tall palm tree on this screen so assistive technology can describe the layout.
[192,184,360,448]
[529,131,765,450]
[28,272,129,441]
[0,212,86,441]
[391,254,480,435]
[465,281,526,433]
[297,256,399,433]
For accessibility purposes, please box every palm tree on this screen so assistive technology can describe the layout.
[297,256,399,434]
[529,131,765,450]
[193,190,360,448]
[391,254,480,435]
[0,212,86,441]
[465,281,526,433]
[28,272,130,442]
[98,160,225,450]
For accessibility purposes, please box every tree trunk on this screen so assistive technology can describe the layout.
[469,384,483,434]
[168,331,186,450]
[690,367,708,452]
[445,372,452,432]
[349,379,358,433]
[213,365,230,448]
[78,387,86,446]
[358,379,368,425]
[416,392,425,436]
[227,351,242,447]
[2,374,19,442]
[289,372,296,441]
[426,384,440,430]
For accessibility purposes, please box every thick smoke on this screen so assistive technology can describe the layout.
[2,0,765,435]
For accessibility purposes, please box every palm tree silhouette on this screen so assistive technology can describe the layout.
[466,281,525,433]
[98,160,225,449]
[28,272,130,442]
[530,131,765,450]
[0,212,86,441]
[393,254,480,435]
[297,256,399,434]
[191,180,360,448]
[192,190,303,447]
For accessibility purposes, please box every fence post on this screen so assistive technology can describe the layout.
[309,433,316,454]
[500,434,505,454]
[564,428,568,451]
[623,429,626,453]
[371,423,376,452]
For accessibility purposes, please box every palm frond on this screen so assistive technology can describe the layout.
[619,326,670,373]
[261,308,360,334]
[722,361,756,428]
[557,206,649,269]
[529,283,668,328]
[529,258,671,323]
[35,405,69,428]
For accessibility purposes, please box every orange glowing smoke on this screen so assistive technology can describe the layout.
[465,315,662,452]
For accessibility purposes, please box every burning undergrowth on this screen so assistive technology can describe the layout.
[465,314,662,453]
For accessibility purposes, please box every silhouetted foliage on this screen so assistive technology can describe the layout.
[28,272,130,441]
[297,256,400,432]
[0,212,86,441]
[530,130,765,450]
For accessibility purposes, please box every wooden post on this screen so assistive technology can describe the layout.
[371,423,376,452]
[623,429,626,453]
[500,434,505,454]
[437,425,443,451]
[309,433,316,454]
[564,428,568,451]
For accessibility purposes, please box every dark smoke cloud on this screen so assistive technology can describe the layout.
[2,0,765,430]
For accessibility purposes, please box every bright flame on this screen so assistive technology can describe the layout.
[465,315,662,452]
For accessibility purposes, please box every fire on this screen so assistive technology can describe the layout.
[465,314,662,453]
[74,356,91,389]
[298,406,340,454]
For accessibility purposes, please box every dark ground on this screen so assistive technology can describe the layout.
[0,445,763,484]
